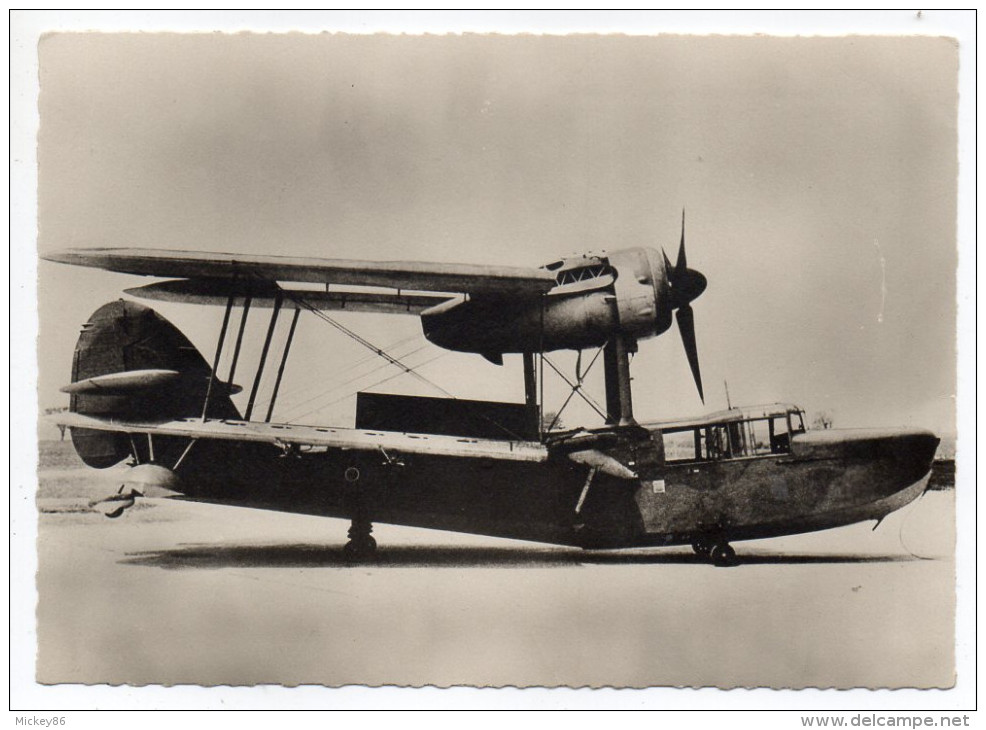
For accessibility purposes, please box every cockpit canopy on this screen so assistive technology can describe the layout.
[649,404,807,463]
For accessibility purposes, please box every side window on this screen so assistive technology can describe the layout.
[770,416,790,454]
[790,411,806,434]
[663,430,700,463]
[747,419,773,455]
[726,422,745,457]
[705,425,730,460]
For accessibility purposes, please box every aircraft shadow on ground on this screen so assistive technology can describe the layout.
[120,543,922,570]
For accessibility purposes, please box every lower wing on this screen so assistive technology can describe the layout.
[56,412,549,463]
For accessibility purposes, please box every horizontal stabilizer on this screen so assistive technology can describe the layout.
[61,369,181,395]
[61,369,242,396]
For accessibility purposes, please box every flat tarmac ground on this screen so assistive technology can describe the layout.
[35,443,954,689]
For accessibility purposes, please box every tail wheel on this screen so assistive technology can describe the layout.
[709,542,738,567]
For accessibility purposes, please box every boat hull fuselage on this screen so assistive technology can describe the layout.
[159,426,938,549]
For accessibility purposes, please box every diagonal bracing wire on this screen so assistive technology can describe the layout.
[284,292,527,440]
[259,334,432,422]
[277,341,441,423]
[545,342,608,431]
[289,293,459,400]
[542,345,609,425]
[289,351,450,423]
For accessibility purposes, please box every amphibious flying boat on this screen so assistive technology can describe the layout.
[43,217,938,566]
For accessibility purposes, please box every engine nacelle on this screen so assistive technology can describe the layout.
[421,247,677,357]
[606,247,673,339]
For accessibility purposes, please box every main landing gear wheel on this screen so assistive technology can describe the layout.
[343,535,377,563]
[709,542,738,568]
[344,517,377,563]
[691,539,713,559]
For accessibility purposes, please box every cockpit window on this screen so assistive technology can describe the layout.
[705,425,728,459]
[769,416,790,454]
[746,418,773,455]
[661,408,806,463]
[554,264,613,286]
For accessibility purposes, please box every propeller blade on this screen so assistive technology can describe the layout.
[675,209,687,274]
[676,304,704,403]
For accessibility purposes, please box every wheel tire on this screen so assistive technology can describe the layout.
[709,542,737,567]
[342,541,361,563]
[343,536,377,563]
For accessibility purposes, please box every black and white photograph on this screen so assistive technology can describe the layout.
[12,9,973,713]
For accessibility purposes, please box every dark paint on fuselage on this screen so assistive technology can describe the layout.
[153,424,938,550]
[68,298,939,551]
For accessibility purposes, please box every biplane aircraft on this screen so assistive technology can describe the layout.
[43,219,939,566]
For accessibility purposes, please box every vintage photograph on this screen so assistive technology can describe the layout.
[20,14,964,700]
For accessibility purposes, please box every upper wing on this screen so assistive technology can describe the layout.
[43,247,557,297]
[57,412,549,463]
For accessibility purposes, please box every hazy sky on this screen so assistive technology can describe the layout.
[36,32,959,433]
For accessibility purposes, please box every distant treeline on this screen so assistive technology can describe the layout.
[928,460,955,490]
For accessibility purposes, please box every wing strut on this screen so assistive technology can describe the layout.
[265,306,301,423]
[522,352,539,441]
[202,293,235,420]
[245,291,284,421]
[194,286,300,424]
[226,296,252,388]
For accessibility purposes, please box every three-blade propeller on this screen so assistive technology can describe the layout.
[663,211,706,402]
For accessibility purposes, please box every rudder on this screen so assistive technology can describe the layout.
[68,299,240,467]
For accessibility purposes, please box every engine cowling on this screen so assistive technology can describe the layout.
[421,246,701,357]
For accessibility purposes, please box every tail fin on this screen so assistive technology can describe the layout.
[68,300,239,467]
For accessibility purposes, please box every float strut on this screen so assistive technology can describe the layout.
[603,336,636,426]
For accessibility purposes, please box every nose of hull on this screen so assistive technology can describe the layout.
[793,427,940,487]
[888,430,940,466]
